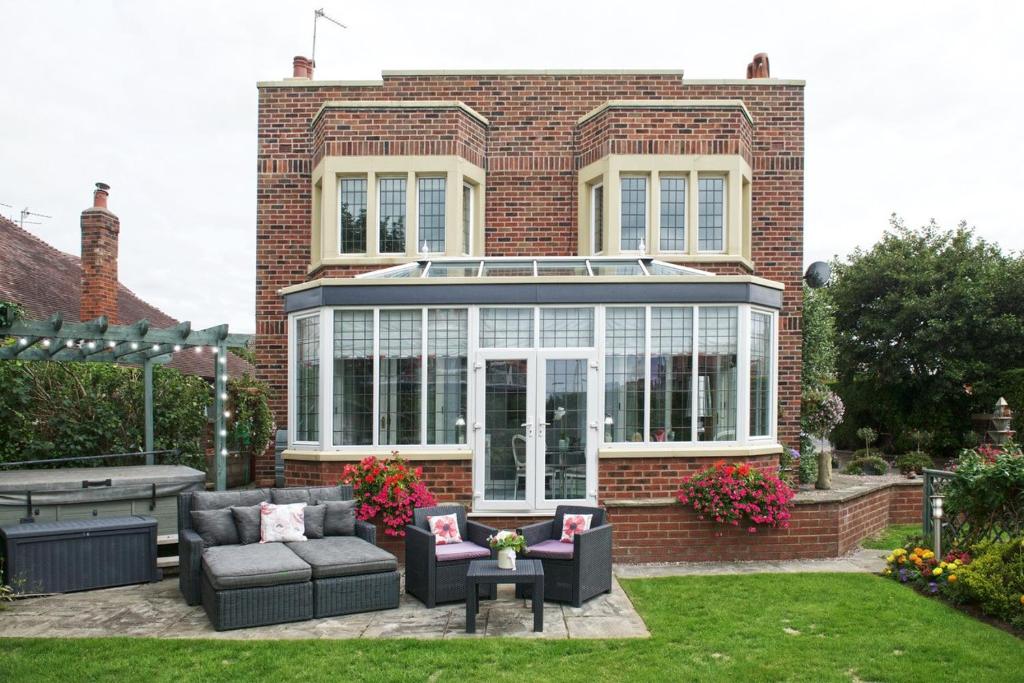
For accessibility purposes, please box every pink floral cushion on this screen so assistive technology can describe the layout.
[560,513,593,543]
[259,501,307,543]
[427,513,462,545]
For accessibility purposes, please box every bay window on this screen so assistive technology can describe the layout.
[697,307,737,441]
[659,176,686,252]
[462,183,473,256]
[604,307,645,442]
[427,309,468,444]
[698,176,726,252]
[378,310,422,445]
[649,307,693,442]
[332,310,373,445]
[749,310,773,437]
[338,178,367,254]
[619,176,647,251]
[591,183,604,254]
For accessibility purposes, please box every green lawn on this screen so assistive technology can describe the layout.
[861,523,923,550]
[1,574,1020,682]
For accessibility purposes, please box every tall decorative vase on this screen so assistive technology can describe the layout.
[497,547,517,570]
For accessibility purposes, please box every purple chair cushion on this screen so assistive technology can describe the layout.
[526,539,575,560]
[435,541,491,562]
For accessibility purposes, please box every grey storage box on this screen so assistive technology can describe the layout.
[0,465,204,536]
[1,516,160,594]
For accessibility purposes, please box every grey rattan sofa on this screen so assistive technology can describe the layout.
[405,504,497,607]
[178,485,399,630]
[517,505,613,607]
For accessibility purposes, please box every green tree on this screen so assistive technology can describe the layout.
[829,216,1024,455]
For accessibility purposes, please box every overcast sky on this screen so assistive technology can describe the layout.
[2,1,1021,332]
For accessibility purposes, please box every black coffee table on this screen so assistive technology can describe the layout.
[465,558,544,633]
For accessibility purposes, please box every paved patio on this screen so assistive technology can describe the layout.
[0,574,649,640]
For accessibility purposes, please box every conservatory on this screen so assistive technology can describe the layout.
[281,257,782,512]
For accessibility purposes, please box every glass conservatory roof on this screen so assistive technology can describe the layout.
[356,257,713,280]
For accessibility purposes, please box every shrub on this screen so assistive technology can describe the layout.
[844,455,889,475]
[856,426,878,455]
[944,444,1024,546]
[895,451,934,475]
[959,539,1024,630]
[676,461,795,533]
[339,453,436,537]
[796,436,819,484]
[225,374,274,458]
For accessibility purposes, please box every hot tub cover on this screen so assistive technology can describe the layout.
[0,465,205,506]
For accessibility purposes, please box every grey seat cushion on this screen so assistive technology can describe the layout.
[286,537,397,579]
[191,489,269,511]
[202,543,311,590]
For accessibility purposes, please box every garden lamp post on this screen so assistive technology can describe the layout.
[930,494,944,555]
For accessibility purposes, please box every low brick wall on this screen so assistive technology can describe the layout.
[285,457,923,563]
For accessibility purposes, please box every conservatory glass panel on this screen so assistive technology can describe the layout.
[749,311,772,437]
[378,310,422,445]
[590,260,645,277]
[484,359,529,501]
[333,310,373,445]
[604,307,646,442]
[427,309,468,445]
[482,261,534,277]
[649,307,693,442]
[697,307,738,441]
[540,307,594,347]
[536,261,590,277]
[480,308,534,348]
[425,263,480,278]
[295,315,320,442]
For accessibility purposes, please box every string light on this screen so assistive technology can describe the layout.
[218,356,226,365]
[221,374,228,382]
[86,341,96,350]
[18,338,27,345]
[224,410,231,418]
[210,346,218,354]
[194,346,202,353]
[152,344,160,351]
[220,448,228,456]
[41,339,51,348]
[130,342,139,350]
[108,341,117,348]
[173,344,182,352]
[219,429,227,437]
[65,340,74,348]
[220,392,228,401]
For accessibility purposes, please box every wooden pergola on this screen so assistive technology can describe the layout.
[0,311,251,490]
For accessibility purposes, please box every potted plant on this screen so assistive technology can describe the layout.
[488,530,528,570]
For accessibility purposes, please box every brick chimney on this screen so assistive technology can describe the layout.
[292,56,314,79]
[80,182,120,323]
[746,53,771,79]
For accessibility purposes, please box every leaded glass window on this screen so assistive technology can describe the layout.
[659,177,686,251]
[698,177,725,252]
[333,310,373,445]
[378,310,421,445]
[427,309,468,444]
[698,307,738,441]
[462,184,472,256]
[295,315,320,442]
[620,176,647,251]
[480,308,534,348]
[604,307,645,442]
[540,308,594,347]
[592,184,604,253]
[339,178,367,254]
[418,177,446,253]
[650,307,692,442]
[750,311,772,437]
[379,177,407,254]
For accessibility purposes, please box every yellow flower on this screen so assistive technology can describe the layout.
[886,555,895,563]
[923,551,934,559]
[933,567,943,576]
[948,575,957,583]
[894,548,907,556]
[897,557,906,564]
[884,569,892,576]
[939,561,948,569]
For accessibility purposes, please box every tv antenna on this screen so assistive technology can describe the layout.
[19,207,52,228]
[312,8,347,65]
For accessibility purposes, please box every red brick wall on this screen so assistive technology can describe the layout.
[598,454,778,499]
[256,73,805,481]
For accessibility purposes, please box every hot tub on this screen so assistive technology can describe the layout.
[0,465,205,537]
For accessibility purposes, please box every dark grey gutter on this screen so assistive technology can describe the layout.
[284,281,783,312]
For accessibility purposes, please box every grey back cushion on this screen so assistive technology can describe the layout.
[309,486,346,502]
[271,488,312,505]
[230,504,262,545]
[191,508,240,547]
[320,499,357,536]
[304,504,326,539]
[192,489,269,512]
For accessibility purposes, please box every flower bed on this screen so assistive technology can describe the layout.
[676,461,795,533]
[339,452,436,537]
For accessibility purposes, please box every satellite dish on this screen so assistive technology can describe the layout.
[804,261,831,289]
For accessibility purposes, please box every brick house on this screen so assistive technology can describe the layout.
[255,55,805,559]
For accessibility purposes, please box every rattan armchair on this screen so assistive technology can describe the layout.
[517,505,612,607]
[405,504,497,607]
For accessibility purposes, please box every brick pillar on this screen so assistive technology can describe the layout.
[80,182,120,323]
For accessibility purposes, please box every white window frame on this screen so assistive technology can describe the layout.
[289,310,325,448]
[697,174,728,254]
[747,307,778,442]
[415,176,447,255]
[618,174,649,253]
[657,174,688,254]
[590,182,604,255]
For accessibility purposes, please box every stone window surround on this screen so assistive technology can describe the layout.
[310,155,486,272]
[577,154,753,268]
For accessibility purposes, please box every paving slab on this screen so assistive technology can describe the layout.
[614,548,887,579]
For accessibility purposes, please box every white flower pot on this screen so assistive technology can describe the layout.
[497,547,517,570]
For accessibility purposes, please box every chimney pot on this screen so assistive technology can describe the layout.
[747,53,770,79]
[93,182,110,209]
[292,56,314,79]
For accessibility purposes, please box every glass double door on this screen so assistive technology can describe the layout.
[476,350,597,510]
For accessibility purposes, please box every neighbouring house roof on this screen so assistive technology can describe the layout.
[0,216,253,379]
